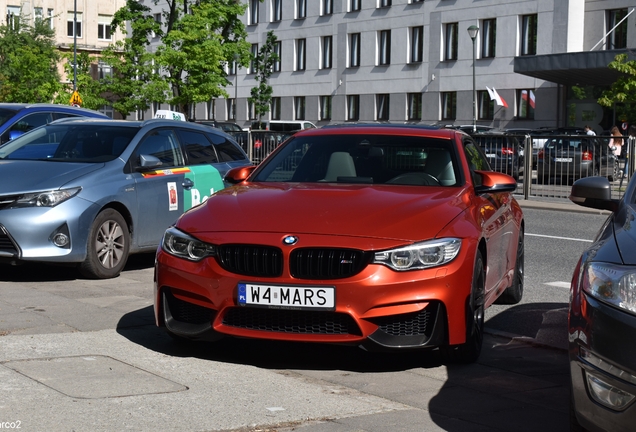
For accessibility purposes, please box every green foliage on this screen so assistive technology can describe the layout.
[0,16,61,102]
[249,30,279,121]
[598,53,636,121]
[53,50,108,110]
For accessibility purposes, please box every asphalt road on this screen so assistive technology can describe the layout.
[0,199,609,432]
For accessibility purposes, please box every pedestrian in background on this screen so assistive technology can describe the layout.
[584,125,596,136]
[609,126,623,158]
[620,125,636,188]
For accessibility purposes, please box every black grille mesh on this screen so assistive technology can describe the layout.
[217,244,283,277]
[0,225,18,255]
[165,290,215,325]
[370,304,437,336]
[290,248,370,279]
[223,307,361,335]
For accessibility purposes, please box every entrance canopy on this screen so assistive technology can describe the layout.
[514,49,636,86]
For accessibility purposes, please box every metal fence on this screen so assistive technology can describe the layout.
[228,130,634,202]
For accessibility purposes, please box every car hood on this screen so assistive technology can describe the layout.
[179,183,470,241]
[0,160,102,193]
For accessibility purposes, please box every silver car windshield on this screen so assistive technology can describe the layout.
[0,124,137,162]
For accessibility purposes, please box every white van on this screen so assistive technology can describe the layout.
[251,120,317,132]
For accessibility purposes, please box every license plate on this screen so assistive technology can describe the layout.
[554,157,572,162]
[238,283,335,310]
[485,153,496,158]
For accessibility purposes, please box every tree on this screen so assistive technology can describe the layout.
[0,15,61,103]
[598,53,636,123]
[152,0,254,117]
[99,0,169,118]
[249,31,279,124]
[53,49,108,110]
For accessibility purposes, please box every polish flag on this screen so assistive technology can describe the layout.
[521,90,535,109]
[491,87,509,108]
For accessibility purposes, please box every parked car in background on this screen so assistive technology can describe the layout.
[0,103,109,145]
[154,124,524,364]
[444,125,495,134]
[195,120,244,133]
[529,127,586,168]
[471,131,523,180]
[250,120,317,132]
[0,118,251,279]
[536,135,616,184]
[568,175,636,432]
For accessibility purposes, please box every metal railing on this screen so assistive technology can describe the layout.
[227,130,634,202]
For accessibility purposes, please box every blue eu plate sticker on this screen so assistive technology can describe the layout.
[238,283,246,305]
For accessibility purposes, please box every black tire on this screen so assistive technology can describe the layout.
[496,229,524,305]
[441,250,485,364]
[78,209,130,279]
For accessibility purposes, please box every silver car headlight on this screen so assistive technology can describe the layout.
[162,226,216,262]
[583,262,636,314]
[373,238,461,271]
[11,187,81,208]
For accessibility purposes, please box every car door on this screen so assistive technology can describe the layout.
[129,128,189,247]
[176,128,225,206]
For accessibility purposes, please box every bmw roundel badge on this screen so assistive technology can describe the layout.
[283,235,298,245]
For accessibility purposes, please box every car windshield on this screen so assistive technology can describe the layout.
[0,108,19,127]
[0,124,138,162]
[545,138,590,151]
[252,134,459,186]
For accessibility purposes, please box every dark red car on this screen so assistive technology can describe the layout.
[154,125,524,363]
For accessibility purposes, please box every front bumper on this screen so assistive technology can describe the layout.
[154,237,477,350]
[0,198,100,263]
[569,294,636,432]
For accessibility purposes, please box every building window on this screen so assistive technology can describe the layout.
[249,0,259,25]
[517,89,535,119]
[98,60,112,80]
[273,41,282,72]
[347,95,360,121]
[7,6,20,30]
[320,96,332,121]
[250,43,258,74]
[272,0,282,22]
[410,26,423,63]
[322,0,333,16]
[271,97,281,120]
[296,0,306,19]
[481,18,496,58]
[207,99,215,119]
[520,14,537,55]
[47,8,54,29]
[478,90,493,120]
[441,92,457,120]
[248,100,256,120]
[67,11,82,38]
[378,30,391,66]
[295,96,305,120]
[444,23,458,61]
[295,38,306,71]
[98,15,112,41]
[350,0,361,12]
[376,94,390,121]
[151,13,161,38]
[34,7,43,22]
[407,93,422,121]
[607,9,628,50]
[378,0,392,8]
[321,36,332,69]
[349,33,361,68]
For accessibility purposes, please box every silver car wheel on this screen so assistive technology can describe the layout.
[95,219,125,269]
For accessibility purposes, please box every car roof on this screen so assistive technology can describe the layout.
[0,103,109,116]
[293,123,457,139]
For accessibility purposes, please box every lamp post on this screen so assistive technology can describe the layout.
[467,25,479,133]
[233,53,240,122]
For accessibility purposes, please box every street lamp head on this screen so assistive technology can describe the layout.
[467,25,479,41]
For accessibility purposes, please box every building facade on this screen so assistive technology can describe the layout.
[213,0,633,134]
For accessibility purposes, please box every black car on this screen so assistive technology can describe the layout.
[568,175,636,432]
[471,131,522,180]
[195,120,244,133]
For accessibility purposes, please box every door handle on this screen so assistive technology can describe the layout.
[182,178,194,190]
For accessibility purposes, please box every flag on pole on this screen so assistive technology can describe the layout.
[491,87,508,108]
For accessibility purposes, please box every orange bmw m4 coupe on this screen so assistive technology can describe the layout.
[154,124,524,363]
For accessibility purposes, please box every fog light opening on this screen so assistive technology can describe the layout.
[50,224,71,249]
[52,233,69,247]
[586,372,635,411]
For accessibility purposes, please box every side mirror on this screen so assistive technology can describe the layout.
[474,170,517,194]
[225,165,256,184]
[569,176,619,212]
[8,130,24,141]
[135,154,163,171]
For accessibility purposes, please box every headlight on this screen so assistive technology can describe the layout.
[373,238,461,271]
[161,226,216,262]
[583,262,636,313]
[11,187,81,208]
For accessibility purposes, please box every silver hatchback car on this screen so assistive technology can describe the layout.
[0,118,251,278]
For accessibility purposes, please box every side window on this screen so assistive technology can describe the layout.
[206,132,248,162]
[53,113,82,120]
[177,129,219,165]
[133,129,183,168]
[463,139,491,186]
[1,112,54,144]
